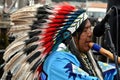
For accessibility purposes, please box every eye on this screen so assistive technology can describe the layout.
[83,29,87,32]
[83,27,91,33]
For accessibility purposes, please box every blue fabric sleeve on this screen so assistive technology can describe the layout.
[42,51,99,80]
[91,43,101,52]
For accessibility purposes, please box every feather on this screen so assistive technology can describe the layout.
[3,30,41,61]
[2,38,53,79]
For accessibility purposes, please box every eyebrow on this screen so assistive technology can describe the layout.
[85,25,91,29]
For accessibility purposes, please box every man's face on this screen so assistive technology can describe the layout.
[77,19,92,52]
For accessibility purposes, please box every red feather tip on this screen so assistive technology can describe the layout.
[54,3,75,11]
[48,23,63,27]
[40,36,53,44]
[49,18,65,23]
[51,15,67,19]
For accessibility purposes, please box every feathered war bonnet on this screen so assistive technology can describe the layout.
[1,3,88,80]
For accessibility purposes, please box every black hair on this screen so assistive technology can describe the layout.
[72,18,89,38]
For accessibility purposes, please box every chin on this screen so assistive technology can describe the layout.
[83,47,90,52]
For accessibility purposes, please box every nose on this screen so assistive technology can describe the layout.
[87,28,92,37]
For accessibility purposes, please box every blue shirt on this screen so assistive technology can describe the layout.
[41,51,117,80]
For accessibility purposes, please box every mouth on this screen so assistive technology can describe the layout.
[86,40,92,46]
[86,40,92,43]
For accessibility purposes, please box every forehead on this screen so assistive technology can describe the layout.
[84,20,91,28]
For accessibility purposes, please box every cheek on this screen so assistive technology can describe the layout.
[79,40,86,48]
[79,38,90,52]
[79,43,90,52]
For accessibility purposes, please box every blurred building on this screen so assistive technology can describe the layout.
[86,2,107,25]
